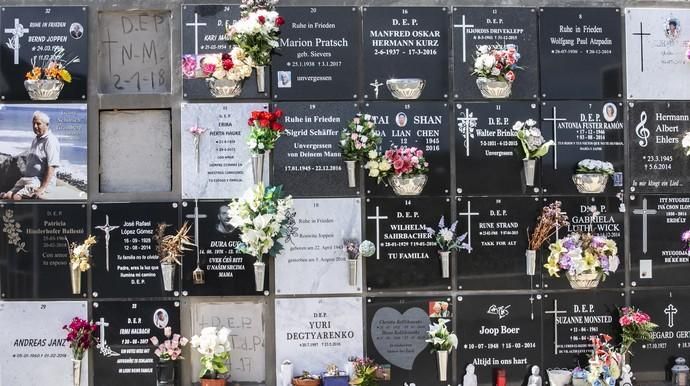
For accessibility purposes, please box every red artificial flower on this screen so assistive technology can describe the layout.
[258,15,266,24]
[222,58,234,71]
[260,111,271,120]
[276,16,285,26]
[248,118,255,126]
[273,109,283,118]
[251,111,262,120]
[505,70,515,82]
[259,119,270,128]
[221,53,231,61]
[271,122,284,132]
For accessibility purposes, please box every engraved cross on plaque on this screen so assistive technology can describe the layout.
[4,18,30,65]
[457,107,477,156]
[543,106,566,170]
[367,206,388,260]
[185,199,207,263]
[633,198,657,254]
[632,22,651,72]
[96,215,120,272]
[545,299,567,355]
[453,15,475,63]
[96,317,120,357]
[458,201,479,252]
[665,304,678,328]
[185,13,207,69]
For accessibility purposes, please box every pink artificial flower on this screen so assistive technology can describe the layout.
[164,327,172,338]
[180,337,189,346]
[505,71,516,82]
[351,133,359,140]
[201,60,216,76]
[181,55,197,78]
[150,336,159,346]
[393,158,404,171]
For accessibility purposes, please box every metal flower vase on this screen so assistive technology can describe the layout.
[523,159,536,187]
[436,350,449,382]
[156,360,177,386]
[348,258,358,286]
[24,79,64,100]
[439,251,450,278]
[72,359,82,386]
[252,151,269,185]
[254,261,266,292]
[207,78,243,98]
[256,66,267,93]
[345,160,357,188]
[566,272,601,290]
[572,173,609,194]
[525,250,537,276]
[388,174,428,196]
[161,262,175,291]
[70,262,81,295]
[476,77,512,99]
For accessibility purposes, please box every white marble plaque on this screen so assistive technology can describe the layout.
[275,198,362,295]
[626,8,690,99]
[274,297,363,381]
[181,103,269,199]
[0,301,88,386]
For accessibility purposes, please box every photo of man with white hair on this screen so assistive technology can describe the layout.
[1,111,61,200]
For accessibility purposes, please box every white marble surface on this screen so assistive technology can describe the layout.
[275,198,362,295]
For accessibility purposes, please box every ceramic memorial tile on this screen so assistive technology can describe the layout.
[363,7,449,101]
[275,297,363,376]
[190,301,267,383]
[542,291,623,370]
[272,102,359,197]
[0,203,87,299]
[457,197,541,291]
[0,104,88,200]
[539,7,622,100]
[457,294,542,386]
[275,198,361,295]
[365,197,451,290]
[452,7,539,100]
[455,102,540,195]
[97,10,171,94]
[0,6,88,101]
[0,301,88,386]
[363,102,450,197]
[366,297,447,386]
[626,9,690,100]
[630,195,690,287]
[181,4,268,99]
[91,202,179,298]
[629,289,690,381]
[180,200,267,296]
[272,7,360,100]
[629,102,690,194]
[541,196,625,290]
[93,300,180,386]
[181,102,268,199]
[540,101,625,196]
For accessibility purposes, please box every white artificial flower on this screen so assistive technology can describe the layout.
[525,119,537,126]
[490,67,500,76]
[360,136,368,144]
[608,254,620,273]
[683,132,690,148]
[378,160,391,171]
[368,150,378,159]
[369,168,380,178]
[439,228,453,242]
[356,125,363,132]
[512,121,523,131]
[479,45,489,54]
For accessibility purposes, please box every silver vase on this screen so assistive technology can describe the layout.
[24,79,64,100]
[388,174,428,196]
[572,173,609,194]
[476,77,512,99]
[252,152,269,185]
[348,259,358,286]
[436,350,449,382]
[256,65,266,93]
[70,262,81,295]
[72,359,82,386]
[254,261,266,291]
[207,78,243,98]
[439,251,450,278]
[160,262,175,291]
[345,160,357,188]
[526,249,537,276]
[523,159,536,187]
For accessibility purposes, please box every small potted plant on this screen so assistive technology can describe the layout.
[526,201,569,276]
[247,109,285,184]
[340,113,381,188]
[425,318,458,382]
[191,327,232,386]
[513,119,553,187]
[350,358,380,386]
[154,222,195,292]
[66,235,96,295]
[199,47,253,98]
[365,145,429,196]
[572,159,614,194]
[544,232,620,289]
[151,327,189,386]
[344,240,376,286]
[426,217,471,278]
[24,47,80,100]
[471,44,521,99]
[293,371,321,386]
[63,317,97,386]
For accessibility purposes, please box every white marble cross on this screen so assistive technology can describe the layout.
[543,106,566,170]
[665,304,678,328]
[96,317,120,357]
[185,13,207,69]
[367,206,388,260]
[457,107,477,157]
[453,15,474,63]
[95,215,120,272]
[185,199,207,265]
[545,299,566,355]
[4,18,29,65]
[458,200,479,252]
[631,22,651,72]
[633,198,657,254]
[369,79,383,99]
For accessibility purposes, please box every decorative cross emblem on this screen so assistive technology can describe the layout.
[367,206,388,260]
[96,317,120,357]
[185,199,207,264]
[369,79,383,99]
[453,15,475,63]
[545,299,567,355]
[457,107,478,157]
[665,304,678,328]
[633,198,657,254]
[542,106,566,170]
[4,18,30,65]
[458,200,479,252]
[631,22,651,72]
[95,215,120,272]
[185,13,207,69]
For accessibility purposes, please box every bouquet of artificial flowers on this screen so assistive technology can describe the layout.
[365,146,429,183]
[63,317,98,361]
[247,109,284,154]
[425,318,458,353]
[576,159,615,175]
[618,306,658,356]
[151,326,189,361]
[25,47,80,83]
[340,113,381,162]
[527,201,569,251]
[513,119,553,160]
[67,235,96,273]
[351,357,380,386]
[426,216,471,252]
[226,1,285,67]
[154,222,195,266]
[191,327,231,380]
[199,47,254,82]
[472,44,521,83]
[544,232,620,282]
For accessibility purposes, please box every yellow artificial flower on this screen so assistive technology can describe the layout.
[584,250,598,269]
[548,240,565,255]
[58,69,72,83]
[544,255,561,277]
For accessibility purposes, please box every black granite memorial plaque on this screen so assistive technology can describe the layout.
[365,197,450,290]
[541,101,625,195]
[272,7,360,100]
[539,8,623,100]
[363,7,449,100]
[542,291,622,370]
[0,203,86,299]
[457,294,542,386]
[367,297,451,386]
[93,301,180,386]
[455,101,539,195]
[457,196,541,291]
[181,4,268,99]
[363,102,450,197]
[630,195,690,287]
[0,6,88,101]
[452,7,539,100]
[629,102,690,194]
[181,200,267,296]
[91,202,179,298]
[272,102,359,197]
